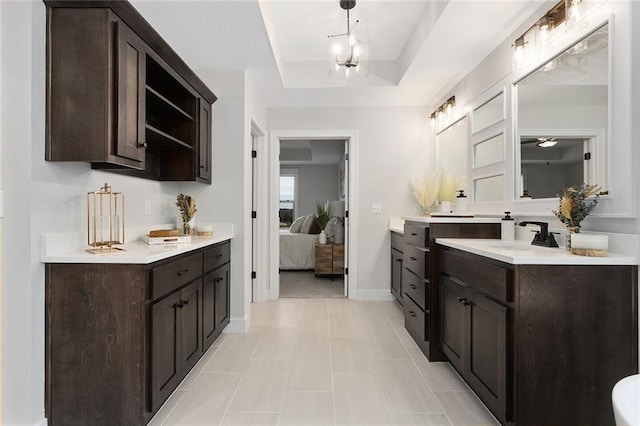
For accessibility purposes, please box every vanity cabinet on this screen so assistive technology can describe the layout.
[440,249,512,423]
[402,220,500,361]
[390,231,404,304]
[45,240,231,425]
[438,245,638,426]
[45,1,217,183]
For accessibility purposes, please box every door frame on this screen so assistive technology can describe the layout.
[266,130,358,300]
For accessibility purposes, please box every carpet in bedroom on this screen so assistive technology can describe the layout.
[279,270,345,298]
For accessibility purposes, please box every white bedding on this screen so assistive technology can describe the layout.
[279,229,317,270]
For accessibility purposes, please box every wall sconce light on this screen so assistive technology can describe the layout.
[512,36,528,70]
[565,0,587,30]
[429,96,456,129]
[537,16,554,51]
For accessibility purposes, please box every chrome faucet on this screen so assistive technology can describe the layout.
[518,221,559,248]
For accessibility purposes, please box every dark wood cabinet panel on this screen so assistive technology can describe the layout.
[46,241,231,425]
[391,248,403,303]
[150,290,182,412]
[215,263,231,328]
[515,264,638,426]
[440,275,466,372]
[115,20,146,163]
[198,100,212,183]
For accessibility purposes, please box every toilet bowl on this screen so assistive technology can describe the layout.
[612,374,640,426]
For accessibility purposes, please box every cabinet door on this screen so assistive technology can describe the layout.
[391,248,403,302]
[197,100,212,183]
[440,275,466,373]
[202,268,220,349]
[150,290,182,412]
[466,288,508,423]
[115,20,146,164]
[180,280,202,374]
[215,264,230,329]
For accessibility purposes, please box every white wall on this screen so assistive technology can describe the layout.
[268,107,431,294]
[0,3,263,423]
[281,165,339,217]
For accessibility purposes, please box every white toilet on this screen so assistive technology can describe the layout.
[612,374,640,426]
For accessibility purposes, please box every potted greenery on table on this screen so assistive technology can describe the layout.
[316,201,331,244]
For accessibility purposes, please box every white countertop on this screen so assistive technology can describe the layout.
[41,223,234,264]
[436,238,637,265]
[403,216,502,224]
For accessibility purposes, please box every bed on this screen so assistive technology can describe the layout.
[279,229,318,270]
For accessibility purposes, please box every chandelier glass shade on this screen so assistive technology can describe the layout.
[328,0,369,82]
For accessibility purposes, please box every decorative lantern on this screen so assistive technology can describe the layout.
[86,182,125,254]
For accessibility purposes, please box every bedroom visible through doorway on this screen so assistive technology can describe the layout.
[278,139,347,298]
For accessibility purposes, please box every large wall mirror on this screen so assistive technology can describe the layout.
[515,23,608,199]
[436,116,468,199]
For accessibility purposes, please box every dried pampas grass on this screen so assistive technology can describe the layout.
[410,173,441,212]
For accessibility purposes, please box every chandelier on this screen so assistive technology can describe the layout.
[328,0,368,82]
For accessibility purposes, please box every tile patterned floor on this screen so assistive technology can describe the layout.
[149,298,499,426]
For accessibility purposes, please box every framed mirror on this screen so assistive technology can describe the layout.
[515,22,608,199]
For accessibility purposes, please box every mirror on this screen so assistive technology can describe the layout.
[515,23,608,199]
[436,116,468,187]
[473,92,504,133]
[475,174,504,202]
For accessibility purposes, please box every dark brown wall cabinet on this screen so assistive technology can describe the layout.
[439,246,638,425]
[45,1,217,183]
[46,241,231,425]
[402,221,501,361]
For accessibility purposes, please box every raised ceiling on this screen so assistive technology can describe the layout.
[130,0,547,108]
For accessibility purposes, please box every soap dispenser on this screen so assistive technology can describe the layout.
[455,190,468,214]
[501,211,515,241]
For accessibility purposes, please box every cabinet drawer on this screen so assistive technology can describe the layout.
[440,248,512,304]
[404,244,429,279]
[404,223,429,247]
[404,295,426,344]
[151,252,202,300]
[391,232,404,252]
[204,242,230,273]
[403,269,428,311]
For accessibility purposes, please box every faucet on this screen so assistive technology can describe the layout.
[518,221,559,248]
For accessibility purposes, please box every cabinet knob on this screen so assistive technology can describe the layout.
[409,256,417,261]
[411,233,418,236]
[182,300,189,306]
[408,311,417,317]
[395,258,403,262]
[177,269,189,276]
[457,297,472,306]
[139,142,148,148]
[216,254,223,259]
[173,302,184,309]
[409,284,417,289]
[200,165,205,168]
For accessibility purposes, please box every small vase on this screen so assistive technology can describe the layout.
[318,230,327,244]
[178,217,195,236]
[566,226,579,251]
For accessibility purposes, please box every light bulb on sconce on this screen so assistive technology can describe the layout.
[512,36,527,70]
[566,0,588,31]
[537,16,553,51]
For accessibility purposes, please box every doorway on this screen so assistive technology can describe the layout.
[278,139,346,298]
[267,130,358,301]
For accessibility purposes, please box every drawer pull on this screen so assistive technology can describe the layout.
[182,300,189,306]
[214,277,224,283]
[408,311,417,317]
[216,253,223,259]
[457,297,471,306]
[409,284,417,289]
[410,256,417,261]
[395,258,403,263]
[177,269,189,276]
[411,232,418,236]
[173,302,184,309]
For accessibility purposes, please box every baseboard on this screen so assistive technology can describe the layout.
[356,289,395,301]
[223,316,248,333]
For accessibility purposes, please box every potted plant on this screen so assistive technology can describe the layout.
[316,201,331,244]
[553,184,601,250]
[176,193,197,235]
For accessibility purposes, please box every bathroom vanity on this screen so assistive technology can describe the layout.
[437,239,638,426]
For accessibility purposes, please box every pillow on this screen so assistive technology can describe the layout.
[299,214,317,234]
[307,217,321,234]
[289,216,306,233]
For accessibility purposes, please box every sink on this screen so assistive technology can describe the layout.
[479,242,533,251]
